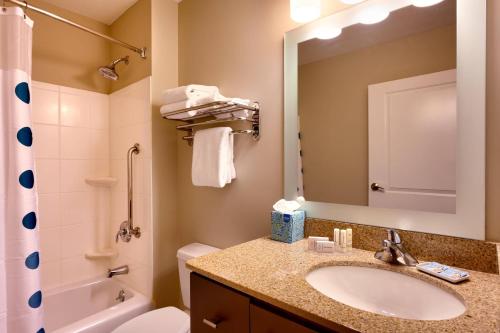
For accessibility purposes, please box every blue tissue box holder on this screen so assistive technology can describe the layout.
[271,210,305,243]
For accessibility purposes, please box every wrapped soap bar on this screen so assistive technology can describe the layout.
[271,210,306,243]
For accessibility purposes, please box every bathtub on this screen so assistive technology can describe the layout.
[44,278,153,333]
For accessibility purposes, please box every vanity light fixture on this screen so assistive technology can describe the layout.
[411,0,445,7]
[314,26,342,40]
[290,0,321,23]
[358,6,390,24]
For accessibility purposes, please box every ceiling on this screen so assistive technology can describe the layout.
[41,0,139,25]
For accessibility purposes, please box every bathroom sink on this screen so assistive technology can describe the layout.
[305,265,466,320]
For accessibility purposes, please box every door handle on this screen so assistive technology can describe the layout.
[371,183,385,192]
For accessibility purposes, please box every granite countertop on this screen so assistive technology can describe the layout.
[187,237,500,333]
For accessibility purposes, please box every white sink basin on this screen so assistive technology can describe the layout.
[306,265,466,320]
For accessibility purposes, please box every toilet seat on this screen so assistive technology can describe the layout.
[112,307,190,333]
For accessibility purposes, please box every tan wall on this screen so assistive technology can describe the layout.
[486,0,500,242]
[178,0,499,244]
[298,25,456,205]
[29,0,111,93]
[178,0,301,249]
[150,0,180,308]
[109,0,152,93]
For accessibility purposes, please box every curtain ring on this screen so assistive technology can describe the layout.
[23,0,27,19]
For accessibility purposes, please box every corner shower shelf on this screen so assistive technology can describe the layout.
[85,177,118,187]
[161,100,260,144]
[85,249,118,260]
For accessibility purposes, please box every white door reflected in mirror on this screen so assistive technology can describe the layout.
[368,70,457,214]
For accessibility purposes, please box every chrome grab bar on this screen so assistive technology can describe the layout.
[116,143,141,243]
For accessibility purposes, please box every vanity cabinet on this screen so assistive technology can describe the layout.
[191,273,339,333]
[190,272,250,333]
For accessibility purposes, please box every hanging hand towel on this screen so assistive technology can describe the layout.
[192,127,236,188]
[162,84,220,105]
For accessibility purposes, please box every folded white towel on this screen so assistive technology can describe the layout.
[215,109,254,120]
[214,98,253,119]
[162,85,219,105]
[192,127,236,188]
[161,96,215,119]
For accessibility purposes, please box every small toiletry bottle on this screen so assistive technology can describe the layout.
[346,228,353,252]
[334,228,340,247]
[340,230,347,251]
[316,240,335,253]
[307,236,328,250]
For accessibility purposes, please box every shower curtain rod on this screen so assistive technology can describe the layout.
[5,0,147,59]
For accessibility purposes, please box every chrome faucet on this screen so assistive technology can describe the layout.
[108,265,129,278]
[374,229,418,266]
[115,289,126,302]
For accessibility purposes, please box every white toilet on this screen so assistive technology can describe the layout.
[112,243,220,333]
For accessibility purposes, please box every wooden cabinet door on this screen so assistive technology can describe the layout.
[250,303,318,333]
[191,273,250,333]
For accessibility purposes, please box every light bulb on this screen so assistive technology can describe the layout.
[411,0,445,7]
[340,0,365,4]
[314,26,342,40]
[290,0,321,23]
[358,6,390,24]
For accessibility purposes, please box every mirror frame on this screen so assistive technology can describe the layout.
[284,0,486,240]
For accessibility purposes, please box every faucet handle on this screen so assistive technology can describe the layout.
[386,229,401,244]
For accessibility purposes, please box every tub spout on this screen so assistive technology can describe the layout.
[108,265,129,278]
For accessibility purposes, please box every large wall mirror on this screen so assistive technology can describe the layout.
[284,0,486,239]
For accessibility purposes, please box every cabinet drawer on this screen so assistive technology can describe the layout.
[250,303,318,333]
[191,273,250,333]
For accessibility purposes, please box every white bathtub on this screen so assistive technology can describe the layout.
[44,278,152,333]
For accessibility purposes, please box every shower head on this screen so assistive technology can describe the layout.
[98,56,129,80]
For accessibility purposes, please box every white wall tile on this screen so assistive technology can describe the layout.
[32,124,59,159]
[32,83,59,125]
[40,261,61,291]
[110,77,153,296]
[61,224,87,259]
[60,192,91,226]
[60,159,91,192]
[32,82,115,291]
[90,159,110,177]
[89,129,109,159]
[60,92,89,128]
[33,79,152,293]
[90,94,109,130]
[61,127,91,159]
[40,227,61,263]
[38,193,60,229]
[60,257,90,284]
[35,159,60,194]
[110,159,127,193]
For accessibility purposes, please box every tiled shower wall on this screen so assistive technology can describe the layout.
[109,78,153,298]
[32,78,153,294]
[32,81,110,290]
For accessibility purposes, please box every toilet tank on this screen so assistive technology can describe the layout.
[177,243,220,309]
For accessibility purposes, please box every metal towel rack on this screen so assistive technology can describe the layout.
[161,101,260,144]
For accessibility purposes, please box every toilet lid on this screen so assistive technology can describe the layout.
[112,307,190,333]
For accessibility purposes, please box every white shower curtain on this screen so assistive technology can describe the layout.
[0,6,45,333]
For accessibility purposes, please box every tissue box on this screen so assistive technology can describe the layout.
[271,210,305,243]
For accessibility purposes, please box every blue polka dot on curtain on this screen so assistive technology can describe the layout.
[19,170,34,189]
[17,127,33,147]
[15,82,30,104]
